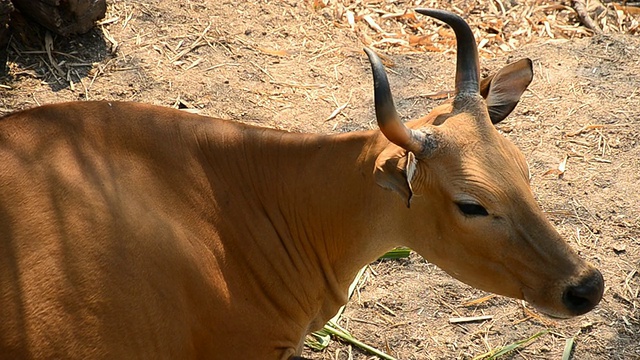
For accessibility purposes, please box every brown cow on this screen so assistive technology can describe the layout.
[0,8,602,359]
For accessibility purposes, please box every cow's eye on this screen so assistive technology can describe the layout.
[456,202,489,217]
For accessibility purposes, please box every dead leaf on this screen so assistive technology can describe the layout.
[543,169,563,177]
[381,12,418,22]
[558,155,568,173]
[614,4,640,15]
[565,124,605,137]
[345,11,355,30]
[544,155,568,178]
[422,45,445,53]
[312,0,328,10]
[45,32,65,77]
[437,28,455,38]
[409,35,433,46]
[364,49,394,67]
[462,294,497,307]
[421,90,454,100]
[363,14,384,33]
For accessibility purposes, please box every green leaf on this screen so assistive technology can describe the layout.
[322,321,397,360]
[305,266,366,350]
[304,248,410,356]
[473,330,549,360]
[379,247,411,259]
[305,330,331,351]
[562,337,575,360]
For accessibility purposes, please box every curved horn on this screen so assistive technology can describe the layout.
[363,47,429,155]
[415,9,480,95]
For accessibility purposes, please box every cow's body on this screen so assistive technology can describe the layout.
[0,9,604,360]
[0,102,389,358]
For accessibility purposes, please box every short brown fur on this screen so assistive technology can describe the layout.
[0,10,603,360]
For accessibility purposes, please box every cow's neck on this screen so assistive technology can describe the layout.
[198,120,404,331]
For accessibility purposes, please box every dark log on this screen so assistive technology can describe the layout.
[0,0,13,74]
[11,0,106,36]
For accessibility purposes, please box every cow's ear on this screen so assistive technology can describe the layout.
[480,58,533,124]
[374,146,418,208]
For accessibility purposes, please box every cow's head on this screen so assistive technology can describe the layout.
[366,9,603,318]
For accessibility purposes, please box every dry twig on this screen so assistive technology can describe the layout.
[572,0,603,34]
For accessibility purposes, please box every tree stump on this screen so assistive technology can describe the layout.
[11,0,106,37]
[0,0,13,74]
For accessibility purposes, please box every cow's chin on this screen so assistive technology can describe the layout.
[522,291,573,319]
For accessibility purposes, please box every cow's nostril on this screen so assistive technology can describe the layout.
[562,269,605,316]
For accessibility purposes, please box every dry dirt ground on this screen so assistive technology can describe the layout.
[1,1,639,359]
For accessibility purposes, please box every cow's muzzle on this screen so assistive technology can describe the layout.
[561,268,605,316]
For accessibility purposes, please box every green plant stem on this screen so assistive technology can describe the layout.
[323,323,397,360]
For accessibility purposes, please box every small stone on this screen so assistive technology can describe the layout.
[612,244,626,254]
